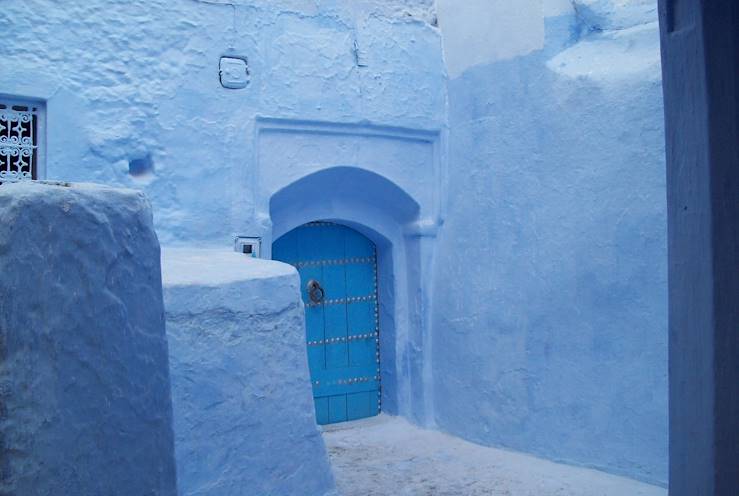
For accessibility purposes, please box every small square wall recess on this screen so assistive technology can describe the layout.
[219,56,249,89]
[234,236,261,258]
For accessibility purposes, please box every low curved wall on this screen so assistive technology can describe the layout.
[162,248,336,496]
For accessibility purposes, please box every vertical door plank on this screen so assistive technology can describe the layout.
[329,395,347,424]
[300,266,326,373]
[344,263,374,298]
[314,397,329,425]
[347,391,371,421]
[344,228,375,258]
[324,303,349,369]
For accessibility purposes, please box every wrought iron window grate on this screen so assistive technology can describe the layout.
[0,99,43,183]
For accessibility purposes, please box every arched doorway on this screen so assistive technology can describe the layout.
[273,221,381,424]
[266,165,438,425]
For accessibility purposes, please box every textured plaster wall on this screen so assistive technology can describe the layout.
[434,0,668,486]
[0,0,671,489]
[0,182,177,495]
[162,249,336,496]
[0,0,446,245]
[1,0,446,478]
[436,0,544,78]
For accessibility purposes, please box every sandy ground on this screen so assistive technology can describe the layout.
[322,415,667,496]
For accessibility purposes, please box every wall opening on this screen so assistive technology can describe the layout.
[128,153,154,178]
[267,166,433,423]
[0,98,45,183]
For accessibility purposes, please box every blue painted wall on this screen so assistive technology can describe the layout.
[0,0,445,245]
[0,182,178,495]
[0,0,669,487]
[1,0,446,486]
[162,249,337,496]
[432,1,668,485]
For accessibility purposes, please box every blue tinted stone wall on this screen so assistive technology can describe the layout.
[0,0,668,487]
[0,0,445,245]
[0,182,177,495]
[432,0,668,485]
[162,249,337,496]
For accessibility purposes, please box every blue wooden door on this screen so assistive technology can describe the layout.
[273,221,381,424]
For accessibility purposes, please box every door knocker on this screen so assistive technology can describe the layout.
[307,279,325,304]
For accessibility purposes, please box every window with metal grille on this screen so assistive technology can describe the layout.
[0,99,44,183]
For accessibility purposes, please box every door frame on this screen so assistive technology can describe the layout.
[266,179,438,426]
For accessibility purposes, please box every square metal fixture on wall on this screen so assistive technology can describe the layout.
[219,56,249,89]
[0,98,45,183]
[234,236,262,258]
